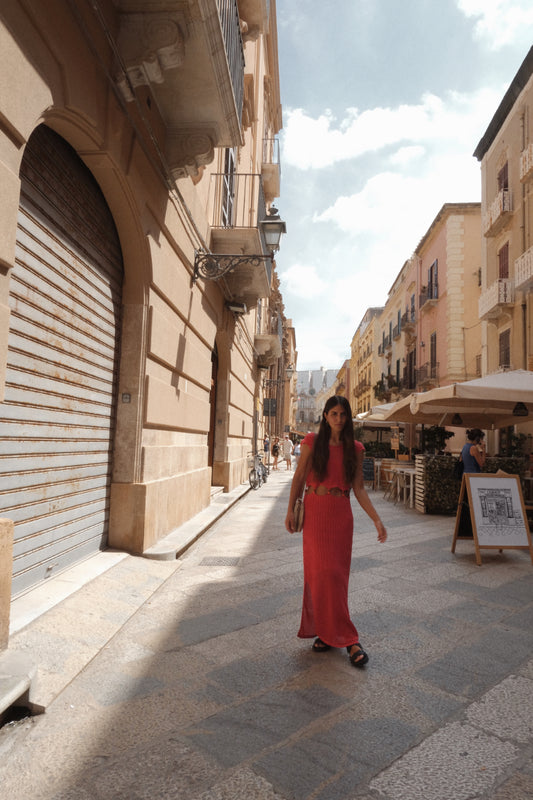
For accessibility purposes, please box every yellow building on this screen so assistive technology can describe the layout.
[350,307,383,414]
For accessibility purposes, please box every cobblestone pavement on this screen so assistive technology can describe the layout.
[1,469,533,799]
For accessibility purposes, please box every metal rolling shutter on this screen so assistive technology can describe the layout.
[0,125,123,597]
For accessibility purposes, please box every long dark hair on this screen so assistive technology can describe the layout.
[311,395,357,483]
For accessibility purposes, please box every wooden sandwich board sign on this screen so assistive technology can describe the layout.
[452,473,533,566]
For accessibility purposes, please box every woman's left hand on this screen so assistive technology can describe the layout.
[375,519,387,543]
[285,510,296,534]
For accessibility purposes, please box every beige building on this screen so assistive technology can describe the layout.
[415,203,482,387]
[0,0,290,635]
[473,46,533,451]
[371,204,482,409]
[474,46,533,377]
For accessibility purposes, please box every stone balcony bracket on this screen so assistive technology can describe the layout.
[115,12,187,102]
[167,130,216,179]
[254,333,282,368]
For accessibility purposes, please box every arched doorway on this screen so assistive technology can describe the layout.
[0,124,123,596]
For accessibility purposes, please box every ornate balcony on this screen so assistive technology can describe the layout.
[416,362,439,389]
[478,278,515,320]
[419,285,438,311]
[515,246,533,290]
[206,172,272,303]
[114,0,246,179]
[262,138,281,202]
[483,190,512,236]
[401,311,416,331]
[520,143,533,182]
[255,333,282,368]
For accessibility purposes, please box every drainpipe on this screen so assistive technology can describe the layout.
[520,112,528,370]
[523,301,528,370]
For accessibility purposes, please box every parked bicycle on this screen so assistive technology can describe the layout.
[248,452,268,489]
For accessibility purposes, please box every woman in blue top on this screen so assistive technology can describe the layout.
[461,428,486,473]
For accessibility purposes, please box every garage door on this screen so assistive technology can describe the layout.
[0,125,123,597]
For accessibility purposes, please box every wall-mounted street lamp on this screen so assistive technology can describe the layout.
[225,300,247,315]
[193,207,286,283]
[262,363,295,389]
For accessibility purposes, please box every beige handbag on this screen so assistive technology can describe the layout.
[293,490,305,532]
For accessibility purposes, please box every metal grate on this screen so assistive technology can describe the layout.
[200,557,240,566]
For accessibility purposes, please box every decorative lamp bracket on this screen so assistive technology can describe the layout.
[193,250,273,283]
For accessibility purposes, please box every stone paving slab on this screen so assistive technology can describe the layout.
[1,469,533,799]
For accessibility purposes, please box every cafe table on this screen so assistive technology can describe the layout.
[392,464,417,508]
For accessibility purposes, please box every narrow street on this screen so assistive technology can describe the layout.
[1,470,533,800]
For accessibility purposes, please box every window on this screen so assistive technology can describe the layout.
[498,242,509,279]
[428,260,438,300]
[498,162,509,192]
[499,328,511,369]
[410,293,415,320]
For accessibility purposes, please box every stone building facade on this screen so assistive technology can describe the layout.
[0,0,290,630]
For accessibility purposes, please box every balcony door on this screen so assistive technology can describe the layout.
[221,147,236,227]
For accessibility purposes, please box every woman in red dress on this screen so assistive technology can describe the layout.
[285,395,387,667]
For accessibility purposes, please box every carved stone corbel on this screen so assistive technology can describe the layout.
[116,12,186,101]
[166,130,215,179]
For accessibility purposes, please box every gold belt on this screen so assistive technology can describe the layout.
[306,485,350,498]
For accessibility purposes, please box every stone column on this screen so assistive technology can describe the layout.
[0,518,14,650]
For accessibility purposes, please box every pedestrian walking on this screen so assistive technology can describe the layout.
[263,435,270,467]
[285,395,387,667]
[293,439,301,466]
[282,434,293,470]
[271,436,280,470]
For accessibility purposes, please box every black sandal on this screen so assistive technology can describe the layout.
[312,637,331,652]
[347,642,369,667]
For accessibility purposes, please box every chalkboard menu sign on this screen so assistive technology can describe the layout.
[362,458,374,486]
[452,474,533,566]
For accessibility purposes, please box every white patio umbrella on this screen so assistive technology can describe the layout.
[355,402,401,426]
[383,370,533,429]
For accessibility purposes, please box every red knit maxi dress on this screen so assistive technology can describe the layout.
[298,432,365,647]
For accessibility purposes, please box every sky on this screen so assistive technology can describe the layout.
[275,0,533,371]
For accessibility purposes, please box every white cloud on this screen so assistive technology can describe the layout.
[389,146,426,166]
[282,88,502,171]
[281,262,326,299]
[314,149,481,243]
[456,0,533,49]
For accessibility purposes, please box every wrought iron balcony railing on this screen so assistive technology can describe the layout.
[217,0,245,120]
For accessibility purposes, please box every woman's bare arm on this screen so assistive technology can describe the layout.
[352,449,387,543]
[285,443,312,533]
